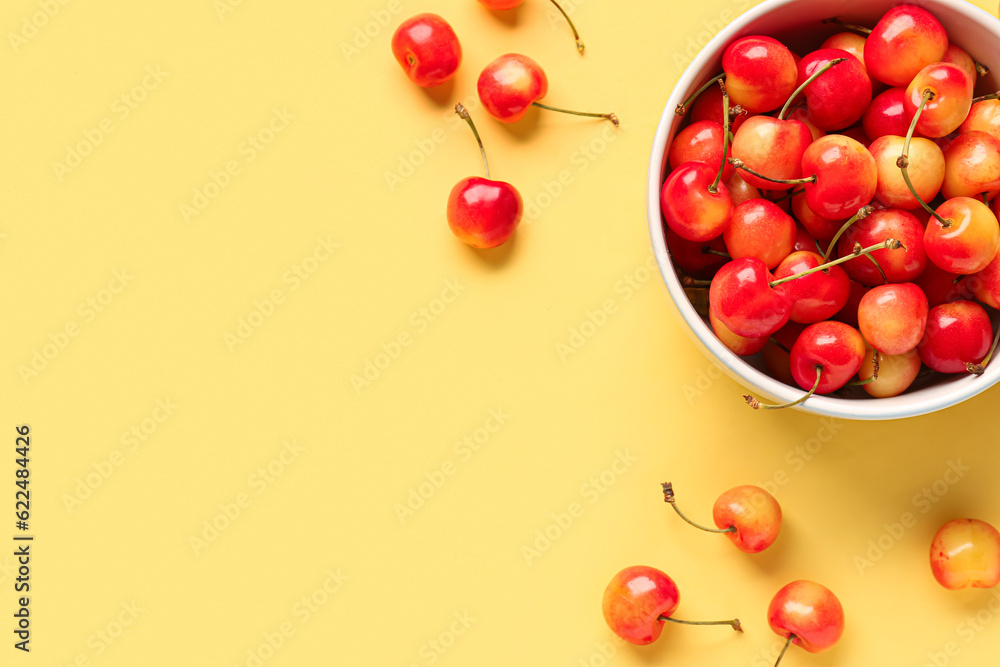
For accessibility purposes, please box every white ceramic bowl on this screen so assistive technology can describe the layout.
[648,0,1000,420]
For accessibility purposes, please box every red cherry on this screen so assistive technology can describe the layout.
[722,36,798,114]
[863,87,913,140]
[915,261,977,307]
[792,191,844,244]
[690,84,750,134]
[709,258,791,338]
[857,283,929,355]
[918,300,993,373]
[478,0,522,8]
[772,251,850,323]
[796,49,872,131]
[666,228,729,279]
[768,580,845,660]
[972,248,1000,309]
[832,280,870,329]
[790,321,866,394]
[730,116,812,191]
[864,4,948,87]
[391,13,462,87]
[710,310,768,356]
[942,43,979,83]
[661,162,734,242]
[836,208,927,284]
[801,135,877,219]
[669,120,734,182]
[723,199,796,269]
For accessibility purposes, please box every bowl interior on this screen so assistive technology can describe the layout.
[648,0,1000,420]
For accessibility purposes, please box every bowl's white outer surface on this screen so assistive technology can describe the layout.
[648,0,1000,420]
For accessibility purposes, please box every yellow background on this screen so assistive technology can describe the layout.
[4,0,1000,664]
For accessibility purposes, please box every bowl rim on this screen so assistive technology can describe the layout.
[646,0,1000,420]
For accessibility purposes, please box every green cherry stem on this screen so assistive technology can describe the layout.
[823,205,875,262]
[709,79,730,194]
[548,0,585,54]
[455,103,489,179]
[658,615,743,632]
[967,325,1000,376]
[779,57,847,120]
[975,62,990,78]
[702,247,731,258]
[898,89,953,228]
[675,73,726,116]
[531,102,619,126]
[770,239,904,288]
[728,158,817,185]
[820,17,871,34]
[864,252,890,284]
[770,187,806,203]
[745,366,822,410]
[973,91,1000,103]
[774,635,797,667]
[661,482,737,534]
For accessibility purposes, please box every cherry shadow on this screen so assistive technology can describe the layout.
[484,5,521,28]
[469,228,519,269]
[495,106,542,142]
[420,78,456,108]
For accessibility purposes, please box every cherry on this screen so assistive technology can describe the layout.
[924,196,1000,275]
[821,31,882,94]
[710,310,768,356]
[661,482,781,553]
[666,228,729,279]
[835,208,927,284]
[800,135,877,219]
[661,162,734,242]
[796,49,872,130]
[904,64,974,138]
[789,320,866,394]
[478,0,585,53]
[930,518,1000,590]
[767,580,845,665]
[391,13,462,87]
[837,125,872,149]
[918,300,993,373]
[960,99,1000,143]
[792,190,843,243]
[446,104,522,248]
[786,107,825,141]
[863,87,914,140]
[477,53,618,125]
[602,566,741,646]
[869,134,944,210]
[942,43,980,84]
[772,251,850,323]
[857,282,929,355]
[864,4,948,87]
[668,120,734,182]
[723,199,796,269]
[858,345,921,397]
[690,83,750,134]
[722,36,798,114]
[763,321,807,386]
[730,116,813,191]
[972,248,1000,308]
[832,280,870,329]
[915,261,977,307]
[940,130,1000,200]
[709,258,790,338]
[726,171,759,207]
[792,224,820,253]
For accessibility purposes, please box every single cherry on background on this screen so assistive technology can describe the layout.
[661,482,781,553]
[768,580,845,666]
[857,282,929,355]
[602,566,742,646]
[863,4,949,87]
[477,0,586,53]
[391,13,463,87]
[446,104,523,248]
[722,35,798,113]
[918,300,994,374]
[930,518,1000,590]
[477,53,618,125]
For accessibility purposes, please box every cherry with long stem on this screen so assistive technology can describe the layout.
[658,615,743,631]
[547,0,585,54]
[456,103,490,177]
[709,78,731,195]
[661,482,736,534]
[823,205,874,261]
[897,89,953,228]
[778,57,847,120]
[745,365,822,410]
[728,158,816,186]
[770,239,904,288]
[821,17,871,35]
[532,101,619,126]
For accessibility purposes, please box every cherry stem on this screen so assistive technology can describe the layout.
[779,57,847,120]
[774,635,796,667]
[984,192,990,206]
[899,89,953,228]
[658,615,743,632]
[702,247,731,258]
[681,275,712,287]
[455,103,489,179]
[532,102,619,127]
[709,79,730,194]
[675,73,725,116]
[967,325,1000,376]
[821,17,871,35]
[976,62,990,78]
[973,91,1000,103]
[848,348,880,385]
[768,336,791,354]
[823,205,875,262]
[864,252,890,284]
[728,158,817,186]
[770,238,903,287]
[770,187,805,203]
[661,482,737,534]
[548,0,584,54]
[745,366,822,410]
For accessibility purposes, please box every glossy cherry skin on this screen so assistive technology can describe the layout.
[960,99,1000,143]
[916,261,977,307]
[709,258,790,338]
[602,566,679,645]
[726,171,758,207]
[859,344,921,398]
[773,251,850,323]
[669,120,733,181]
[925,197,1000,274]
[712,485,781,553]
[710,310,768,356]
[796,48,872,131]
[792,191,843,243]
[768,580,845,654]
[821,32,882,93]
[661,162,734,242]
[477,53,547,123]
[942,43,978,84]
[722,36,798,114]
[447,177,522,248]
[723,199,796,269]
[904,63,974,138]
[801,134,877,220]
[930,519,1000,590]
[731,116,813,190]
[857,283,929,355]
[391,14,462,87]
[941,131,1000,200]
[789,321,865,393]
[836,208,927,284]
[869,135,944,210]
[666,228,728,280]
[972,248,1000,309]
[864,4,948,87]
[863,87,913,140]
[918,300,993,373]
[690,84,750,134]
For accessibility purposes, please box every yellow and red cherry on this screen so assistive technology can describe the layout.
[772,251,850,324]
[836,208,927,284]
[789,320,866,394]
[918,300,993,373]
[858,345,921,397]
[972,248,1000,308]
[477,53,618,125]
[870,134,944,210]
[942,43,979,84]
[821,31,882,94]
[767,580,845,666]
[668,120,734,182]
[661,162,734,242]
[723,36,798,114]
[446,104,522,248]
[792,191,844,244]
[477,0,585,54]
[864,4,948,87]
[800,134,878,219]
[796,48,872,131]
[731,116,813,191]
[602,566,742,646]
[863,87,913,140]
[960,99,1000,142]
[941,130,1000,200]
[930,519,1000,589]
[924,196,1000,274]
[661,482,781,553]
[857,283,929,355]
[391,13,462,87]
[709,258,791,339]
[711,310,768,356]
[904,63,974,138]
[723,199,796,269]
